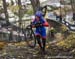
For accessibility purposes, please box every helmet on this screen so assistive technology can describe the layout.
[35,11,43,17]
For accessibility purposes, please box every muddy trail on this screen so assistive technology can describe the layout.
[0,41,74,59]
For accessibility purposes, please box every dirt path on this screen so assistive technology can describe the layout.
[0,41,74,59]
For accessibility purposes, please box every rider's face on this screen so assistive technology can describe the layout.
[35,16,40,21]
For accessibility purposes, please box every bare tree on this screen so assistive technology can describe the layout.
[30,0,40,13]
[70,0,75,20]
[18,0,22,27]
[11,0,14,5]
[2,0,9,21]
[70,0,75,12]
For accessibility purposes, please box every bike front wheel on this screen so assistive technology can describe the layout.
[25,28,36,48]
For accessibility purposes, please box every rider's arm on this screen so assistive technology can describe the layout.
[43,21,49,27]
[41,17,49,27]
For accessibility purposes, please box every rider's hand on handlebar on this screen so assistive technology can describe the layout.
[35,23,43,27]
[31,22,43,28]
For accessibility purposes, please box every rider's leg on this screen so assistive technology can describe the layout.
[41,30,46,53]
[36,35,42,50]
[42,37,46,52]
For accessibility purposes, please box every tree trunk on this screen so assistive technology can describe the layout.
[70,0,75,21]
[18,0,22,27]
[70,0,75,13]
[2,0,9,21]
[30,0,40,13]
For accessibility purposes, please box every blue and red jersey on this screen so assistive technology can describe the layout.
[32,11,49,38]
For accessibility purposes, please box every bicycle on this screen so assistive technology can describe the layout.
[24,18,48,48]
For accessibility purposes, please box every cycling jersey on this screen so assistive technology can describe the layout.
[32,11,49,38]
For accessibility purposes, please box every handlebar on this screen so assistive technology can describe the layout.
[26,21,43,29]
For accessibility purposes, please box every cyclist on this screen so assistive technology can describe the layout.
[32,11,49,54]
